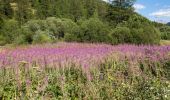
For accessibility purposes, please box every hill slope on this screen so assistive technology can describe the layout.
[0,0,161,45]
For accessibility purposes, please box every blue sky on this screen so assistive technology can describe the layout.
[134,0,170,23]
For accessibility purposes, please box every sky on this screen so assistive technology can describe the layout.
[133,0,170,23]
[103,0,170,23]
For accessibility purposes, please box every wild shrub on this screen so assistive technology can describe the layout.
[32,30,52,44]
[111,27,132,44]
[79,18,110,43]
[0,20,20,44]
[124,14,161,44]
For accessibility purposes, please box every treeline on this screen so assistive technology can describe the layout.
[153,22,170,40]
[0,0,161,45]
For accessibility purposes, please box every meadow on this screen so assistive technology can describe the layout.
[0,43,170,99]
[160,40,170,46]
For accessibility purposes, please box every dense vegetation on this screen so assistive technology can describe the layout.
[0,1,170,99]
[153,22,170,40]
[0,43,170,99]
[0,0,163,45]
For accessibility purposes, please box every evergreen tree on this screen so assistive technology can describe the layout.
[16,0,32,26]
[70,0,84,22]
[36,0,50,19]
[48,0,58,17]
[0,0,13,18]
[96,0,107,19]
[0,16,3,29]
[84,0,98,18]
[111,0,136,8]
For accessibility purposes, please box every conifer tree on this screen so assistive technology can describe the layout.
[36,0,50,19]
[0,0,13,18]
[111,0,136,8]
[16,0,32,26]
[70,0,84,22]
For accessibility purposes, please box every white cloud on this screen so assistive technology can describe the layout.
[150,8,170,17]
[133,4,146,10]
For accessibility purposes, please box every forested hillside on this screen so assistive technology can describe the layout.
[153,22,170,40]
[0,0,164,45]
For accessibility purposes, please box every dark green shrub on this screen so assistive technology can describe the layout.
[14,28,34,45]
[111,27,132,44]
[22,17,79,43]
[80,18,110,43]
[123,14,161,44]
[64,33,80,42]
[46,17,79,40]
[131,26,160,45]
[0,34,6,45]
[1,20,20,44]
[0,17,3,29]
[26,20,42,32]
[33,30,52,44]
[159,26,170,40]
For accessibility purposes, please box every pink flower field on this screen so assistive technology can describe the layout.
[0,43,170,69]
[0,43,170,99]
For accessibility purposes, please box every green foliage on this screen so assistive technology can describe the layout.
[14,28,33,45]
[159,26,170,40]
[20,17,80,44]
[0,34,6,45]
[123,14,161,44]
[79,18,110,43]
[111,27,132,44]
[1,19,20,44]
[0,0,13,18]
[0,58,169,99]
[0,0,163,45]
[164,61,170,80]
[0,17,4,29]
[106,6,134,26]
[46,17,79,40]
[16,0,33,26]
[111,0,136,8]
[151,22,170,40]
[32,30,52,44]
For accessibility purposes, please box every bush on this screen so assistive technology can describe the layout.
[14,28,34,45]
[142,25,160,44]
[111,27,132,44]
[0,34,6,45]
[0,17,3,29]
[46,17,79,40]
[1,20,20,44]
[64,32,80,42]
[159,26,170,40]
[79,18,110,43]
[26,20,42,32]
[33,30,52,44]
[122,14,161,44]
[21,17,79,44]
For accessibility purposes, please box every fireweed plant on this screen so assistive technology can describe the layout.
[0,43,170,99]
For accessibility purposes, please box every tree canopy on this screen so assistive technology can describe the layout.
[0,0,163,45]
